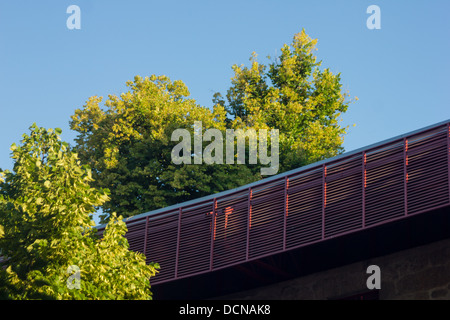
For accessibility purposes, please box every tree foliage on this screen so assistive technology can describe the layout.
[0,124,158,299]
[70,29,356,223]
[70,75,260,222]
[219,29,356,171]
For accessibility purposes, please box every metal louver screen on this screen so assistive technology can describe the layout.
[144,210,179,282]
[248,180,285,259]
[286,168,322,248]
[365,141,405,226]
[407,127,449,214]
[96,121,450,285]
[213,191,248,269]
[177,201,213,277]
[325,155,363,237]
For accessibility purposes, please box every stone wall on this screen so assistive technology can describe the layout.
[217,237,450,300]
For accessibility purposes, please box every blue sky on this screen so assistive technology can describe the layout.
[1,0,449,173]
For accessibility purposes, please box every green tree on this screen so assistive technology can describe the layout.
[218,29,356,171]
[0,124,159,299]
[70,75,260,222]
[70,30,355,223]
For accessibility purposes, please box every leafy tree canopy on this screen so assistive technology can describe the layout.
[0,124,158,299]
[70,75,260,222]
[70,29,356,223]
[218,29,356,170]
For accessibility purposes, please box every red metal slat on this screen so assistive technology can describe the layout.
[143,216,149,259]
[210,198,216,271]
[322,164,326,239]
[448,123,450,204]
[363,151,366,228]
[246,187,252,261]
[283,177,288,250]
[174,208,181,279]
[404,138,408,216]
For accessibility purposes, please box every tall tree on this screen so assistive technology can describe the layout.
[218,29,356,171]
[70,30,356,223]
[70,75,260,223]
[0,124,158,299]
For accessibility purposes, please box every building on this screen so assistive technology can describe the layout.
[100,119,450,300]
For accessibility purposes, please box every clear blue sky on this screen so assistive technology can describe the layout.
[1,0,449,173]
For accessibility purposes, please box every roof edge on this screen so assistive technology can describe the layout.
[96,118,450,229]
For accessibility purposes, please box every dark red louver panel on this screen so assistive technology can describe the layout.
[286,167,323,248]
[96,120,450,285]
[364,140,405,226]
[213,190,248,269]
[144,210,179,282]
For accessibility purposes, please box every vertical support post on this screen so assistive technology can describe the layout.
[403,137,408,216]
[210,198,216,271]
[447,123,450,204]
[322,164,326,239]
[143,216,149,260]
[246,187,252,261]
[174,207,182,279]
[362,151,366,228]
[283,176,289,251]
